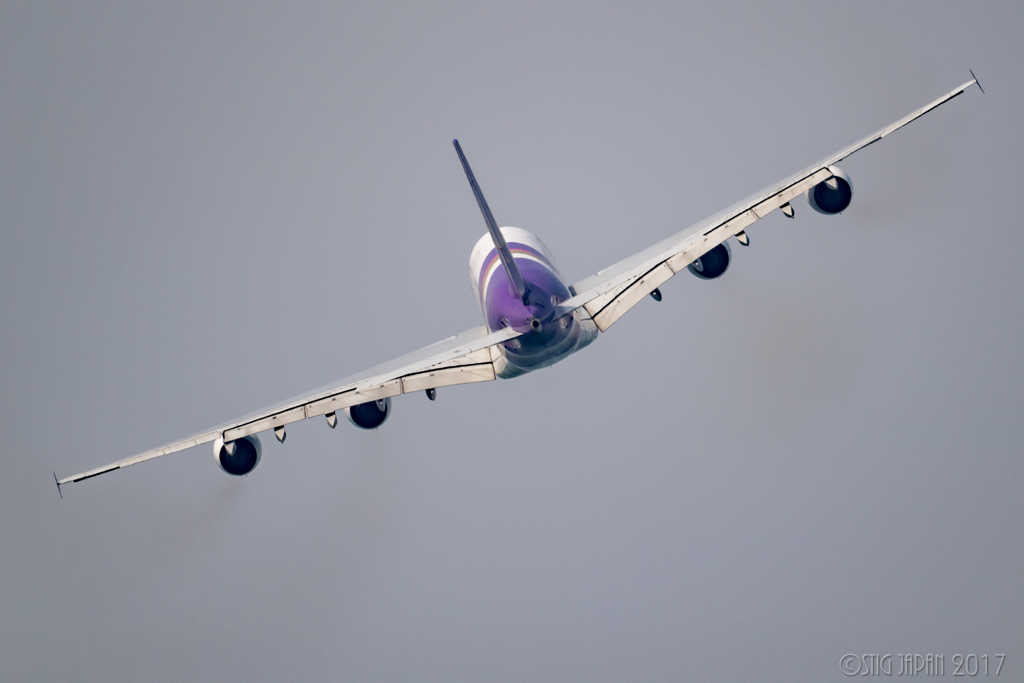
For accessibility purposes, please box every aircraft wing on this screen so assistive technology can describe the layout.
[555,76,981,332]
[58,324,522,485]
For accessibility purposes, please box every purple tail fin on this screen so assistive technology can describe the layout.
[453,139,528,304]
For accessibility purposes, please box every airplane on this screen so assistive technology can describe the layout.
[54,74,983,495]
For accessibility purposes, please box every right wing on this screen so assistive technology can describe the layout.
[58,324,521,485]
[556,77,981,332]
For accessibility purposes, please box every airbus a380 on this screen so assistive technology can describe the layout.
[55,75,983,494]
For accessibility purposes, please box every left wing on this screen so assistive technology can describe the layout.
[58,324,521,485]
[556,76,981,332]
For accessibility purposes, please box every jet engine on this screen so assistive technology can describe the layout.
[688,241,732,280]
[212,434,262,476]
[345,397,392,429]
[806,166,853,215]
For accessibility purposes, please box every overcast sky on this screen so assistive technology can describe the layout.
[2,2,1022,681]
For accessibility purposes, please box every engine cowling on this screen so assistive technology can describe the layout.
[212,434,262,476]
[345,397,391,429]
[806,165,853,215]
[688,241,732,280]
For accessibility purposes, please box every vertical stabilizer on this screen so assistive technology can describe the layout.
[453,140,528,303]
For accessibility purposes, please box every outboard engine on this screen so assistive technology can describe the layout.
[345,397,391,429]
[806,166,853,215]
[212,434,262,476]
[688,241,732,280]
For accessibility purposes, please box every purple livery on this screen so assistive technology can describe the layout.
[469,227,597,378]
[455,138,597,378]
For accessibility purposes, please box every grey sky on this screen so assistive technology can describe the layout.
[2,2,1022,681]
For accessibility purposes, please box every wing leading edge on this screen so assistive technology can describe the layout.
[58,324,522,485]
[556,76,981,332]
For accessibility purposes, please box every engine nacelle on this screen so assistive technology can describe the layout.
[345,397,391,429]
[806,165,853,215]
[212,434,262,476]
[688,241,732,280]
